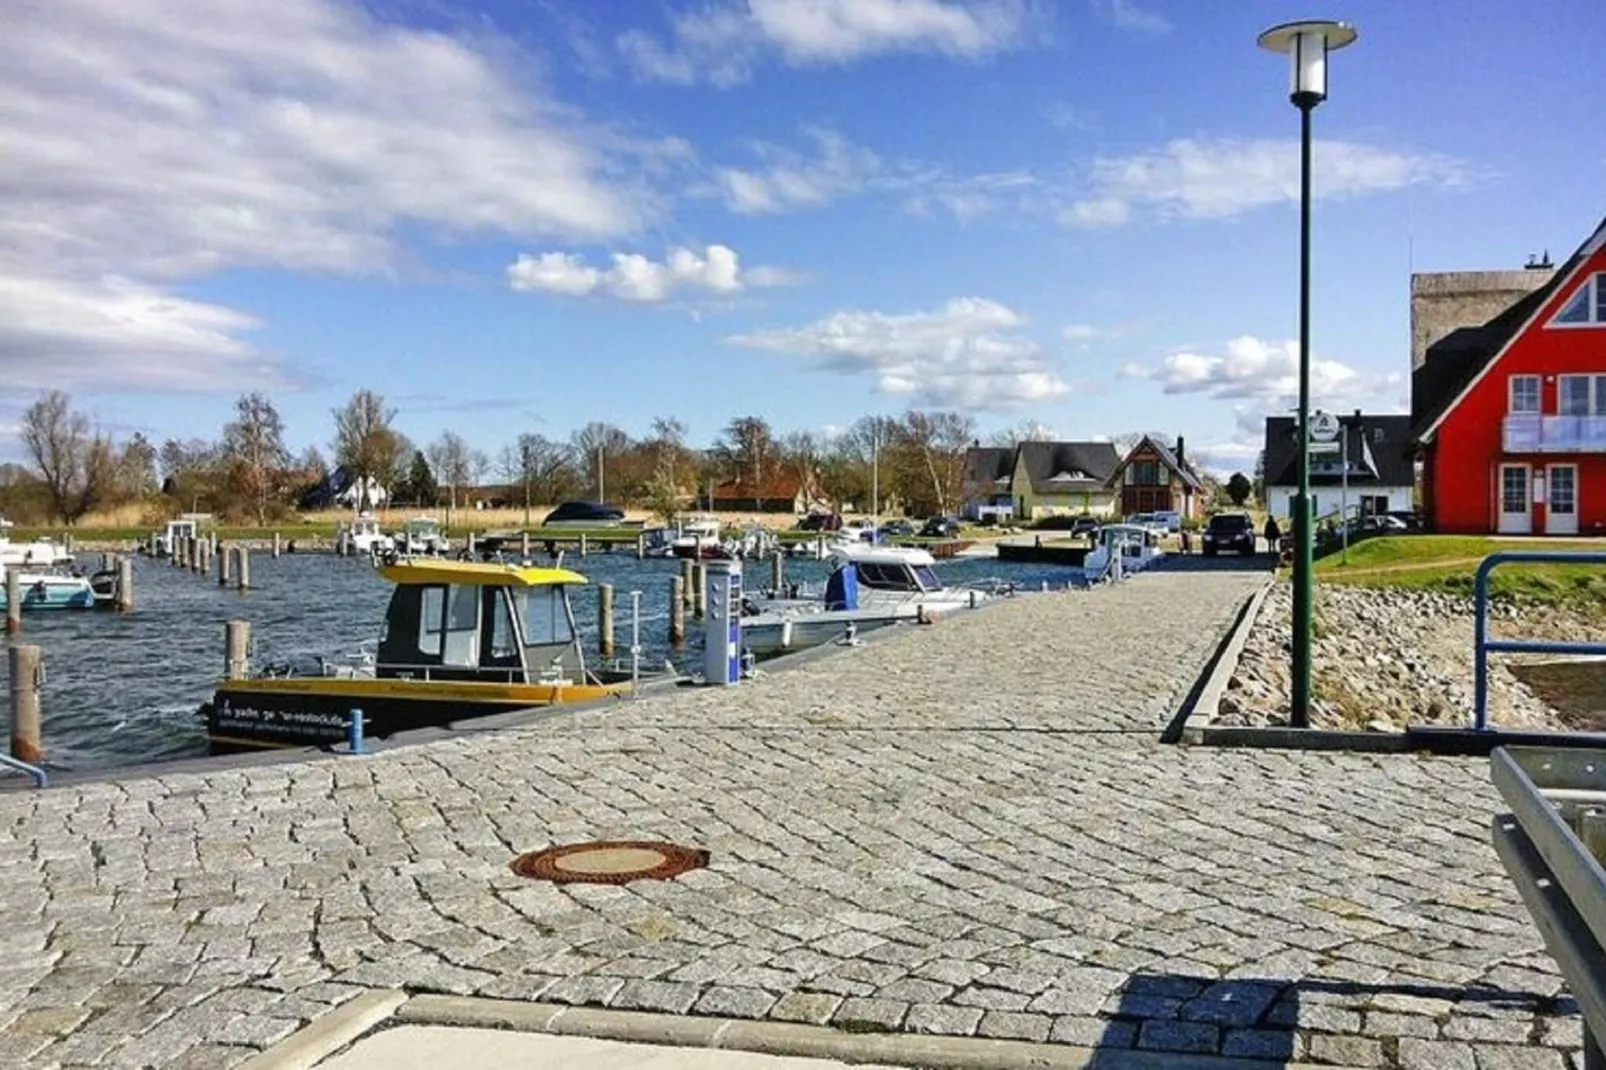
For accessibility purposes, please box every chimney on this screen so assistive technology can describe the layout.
[1174,436,1185,468]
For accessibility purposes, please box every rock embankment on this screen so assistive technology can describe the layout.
[1216,582,1593,731]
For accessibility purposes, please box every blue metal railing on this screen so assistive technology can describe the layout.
[0,754,47,788]
[1474,551,1606,731]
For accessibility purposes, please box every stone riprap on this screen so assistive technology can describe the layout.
[0,569,1584,1069]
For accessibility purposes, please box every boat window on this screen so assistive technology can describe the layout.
[418,585,446,656]
[913,566,941,591]
[855,563,910,590]
[485,588,519,662]
[520,586,575,645]
[442,584,480,667]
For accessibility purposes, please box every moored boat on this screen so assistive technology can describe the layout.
[1083,523,1164,581]
[0,518,73,569]
[0,569,96,611]
[200,559,646,751]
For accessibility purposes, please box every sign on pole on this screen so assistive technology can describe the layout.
[1308,410,1341,455]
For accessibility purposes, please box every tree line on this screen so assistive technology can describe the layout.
[0,390,1055,525]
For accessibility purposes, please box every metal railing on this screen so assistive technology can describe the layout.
[1473,552,1606,731]
[1503,414,1606,452]
[0,754,47,788]
[1490,746,1606,1069]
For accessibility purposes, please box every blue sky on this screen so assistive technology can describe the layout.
[2,0,1602,474]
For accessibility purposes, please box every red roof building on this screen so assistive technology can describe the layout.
[1413,215,1606,534]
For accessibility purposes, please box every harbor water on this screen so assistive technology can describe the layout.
[0,550,1082,773]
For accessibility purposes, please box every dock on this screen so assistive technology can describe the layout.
[0,568,1583,1068]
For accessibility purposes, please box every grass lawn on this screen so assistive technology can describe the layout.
[1316,535,1606,608]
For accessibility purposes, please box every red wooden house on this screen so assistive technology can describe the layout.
[1413,216,1606,535]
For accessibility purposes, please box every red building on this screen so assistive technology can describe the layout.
[1413,216,1606,534]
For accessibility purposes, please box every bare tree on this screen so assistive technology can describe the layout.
[985,419,1056,447]
[902,410,976,517]
[332,390,403,512]
[20,390,110,523]
[781,430,821,510]
[222,392,289,523]
[426,431,473,511]
[570,422,630,501]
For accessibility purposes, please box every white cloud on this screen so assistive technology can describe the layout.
[1131,335,1383,407]
[717,128,882,213]
[620,0,1033,86]
[1,0,650,392]
[507,245,794,303]
[1062,138,1464,227]
[726,297,1068,411]
[1090,0,1172,36]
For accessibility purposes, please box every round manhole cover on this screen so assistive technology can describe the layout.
[511,841,710,885]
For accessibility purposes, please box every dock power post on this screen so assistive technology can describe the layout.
[703,560,742,686]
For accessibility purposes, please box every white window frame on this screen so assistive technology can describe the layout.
[1556,374,1606,416]
[1549,272,1606,328]
[1508,374,1542,415]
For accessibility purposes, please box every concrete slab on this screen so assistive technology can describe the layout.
[316,1026,902,1070]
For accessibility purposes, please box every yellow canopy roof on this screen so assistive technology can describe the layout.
[378,559,587,587]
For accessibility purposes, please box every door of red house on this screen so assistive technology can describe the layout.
[1498,464,1532,534]
[1546,464,1579,535]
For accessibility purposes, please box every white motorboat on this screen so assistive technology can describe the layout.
[0,519,73,569]
[342,512,395,555]
[152,515,209,558]
[0,568,95,611]
[671,515,723,559]
[1083,523,1165,582]
[397,517,450,556]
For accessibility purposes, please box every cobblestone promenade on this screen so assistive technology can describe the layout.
[0,570,1584,1068]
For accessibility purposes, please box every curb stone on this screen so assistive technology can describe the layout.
[235,989,406,1070]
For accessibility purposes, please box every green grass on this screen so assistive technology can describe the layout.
[1316,535,1606,610]
[9,524,342,541]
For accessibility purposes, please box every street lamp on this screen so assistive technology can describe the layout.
[1258,19,1357,729]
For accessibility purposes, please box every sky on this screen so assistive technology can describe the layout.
[2,0,1603,475]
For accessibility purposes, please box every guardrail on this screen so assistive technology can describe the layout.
[1490,746,1606,1069]
[1473,552,1606,731]
[0,753,47,788]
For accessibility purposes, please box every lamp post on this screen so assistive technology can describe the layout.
[1258,19,1357,729]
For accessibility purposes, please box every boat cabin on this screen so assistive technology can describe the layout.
[353,514,384,540]
[824,546,942,609]
[375,560,588,684]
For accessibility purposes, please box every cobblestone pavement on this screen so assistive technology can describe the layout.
[0,569,1584,1069]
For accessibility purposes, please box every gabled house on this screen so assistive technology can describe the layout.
[711,472,815,513]
[1413,215,1606,535]
[1263,414,1414,524]
[1109,435,1203,519]
[960,441,1120,520]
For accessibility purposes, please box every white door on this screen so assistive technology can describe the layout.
[1547,464,1579,535]
[1498,464,1532,534]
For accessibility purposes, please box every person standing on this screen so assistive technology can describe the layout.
[1263,515,1282,556]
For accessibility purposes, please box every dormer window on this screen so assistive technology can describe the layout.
[1551,272,1605,326]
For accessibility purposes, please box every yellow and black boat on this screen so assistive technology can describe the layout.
[202,559,639,751]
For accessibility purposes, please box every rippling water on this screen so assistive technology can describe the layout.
[0,549,1080,772]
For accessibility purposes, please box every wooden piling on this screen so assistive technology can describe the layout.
[680,558,694,607]
[100,552,112,571]
[236,547,251,591]
[636,533,645,560]
[598,583,615,658]
[117,556,134,612]
[5,568,21,634]
[692,563,706,619]
[579,533,588,557]
[467,532,477,559]
[8,644,41,764]
[771,551,784,592]
[521,531,530,560]
[225,620,251,679]
[272,532,281,558]
[218,543,232,586]
[669,577,685,646]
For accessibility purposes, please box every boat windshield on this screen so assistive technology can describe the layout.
[912,565,942,591]
[518,586,575,646]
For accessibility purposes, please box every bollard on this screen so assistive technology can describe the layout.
[599,583,615,658]
[579,533,588,557]
[780,618,794,650]
[680,558,694,607]
[4,568,20,634]
[237,547,251,591]
[771,551,784,593]
[692,563,706,619]
[218,542,232,586]
[225,620,251,679]
[116,556,134,612]
[969,589,979,610]
[348,708,365,755]
[273,532,281,558]
[669,577,685,646]
[9,645,42,764]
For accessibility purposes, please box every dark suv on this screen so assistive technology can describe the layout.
[1202,512,1255,556]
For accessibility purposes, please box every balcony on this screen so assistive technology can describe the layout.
[1503,414,1606,452]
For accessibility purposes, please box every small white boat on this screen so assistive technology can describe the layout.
[0,518,74,569]
[397,517,450,556]
[671,515,723,559]
[343,513,395,555]
[0,569,96,611]
[1083,523,1164,582]
[152,516,207,558]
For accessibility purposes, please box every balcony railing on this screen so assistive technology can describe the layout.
[1502,414,1606,452]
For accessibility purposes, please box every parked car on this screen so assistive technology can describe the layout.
[542,501,625,527]
[1201,512,1256,556]
[920,516,962,539]
[1070,515,1100,537]
[1150,510,1183,533]
[797,512,842,532]
[1384,510,1424,532]
[1125,512,1168,534]
[877,519,915,538]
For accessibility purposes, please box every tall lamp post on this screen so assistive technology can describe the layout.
[1258,20,1357,729]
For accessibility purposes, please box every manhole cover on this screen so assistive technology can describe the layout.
[510,841,709,885]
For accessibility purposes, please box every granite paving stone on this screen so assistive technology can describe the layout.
[0,570,1583,1067]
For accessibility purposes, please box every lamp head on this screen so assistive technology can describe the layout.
[1258,20,1357,107]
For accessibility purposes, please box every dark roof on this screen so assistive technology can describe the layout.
[713,473,804,501]
[1110,436,1204,491]
[1015,441,1120,495]
[960,447,1014,498]
[1412,215,1606,442]
[1263,415,1415,488]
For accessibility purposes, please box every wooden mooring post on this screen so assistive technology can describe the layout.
[680,558,694,607]
[116,556,134,612]
[5,568,21,635]
[771,551,784,592]
[225,620,250,679]
[218,543,232,586]
[236,547,251,591]
[636,533,645,560]
[692,563,706,619]
[272,532,281,558]
[579,533,588,557]
[598,583,615,658]
[9,644,42,764]
[199,540,211,576]
[521,531,531,560]
[669,577,685,646]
